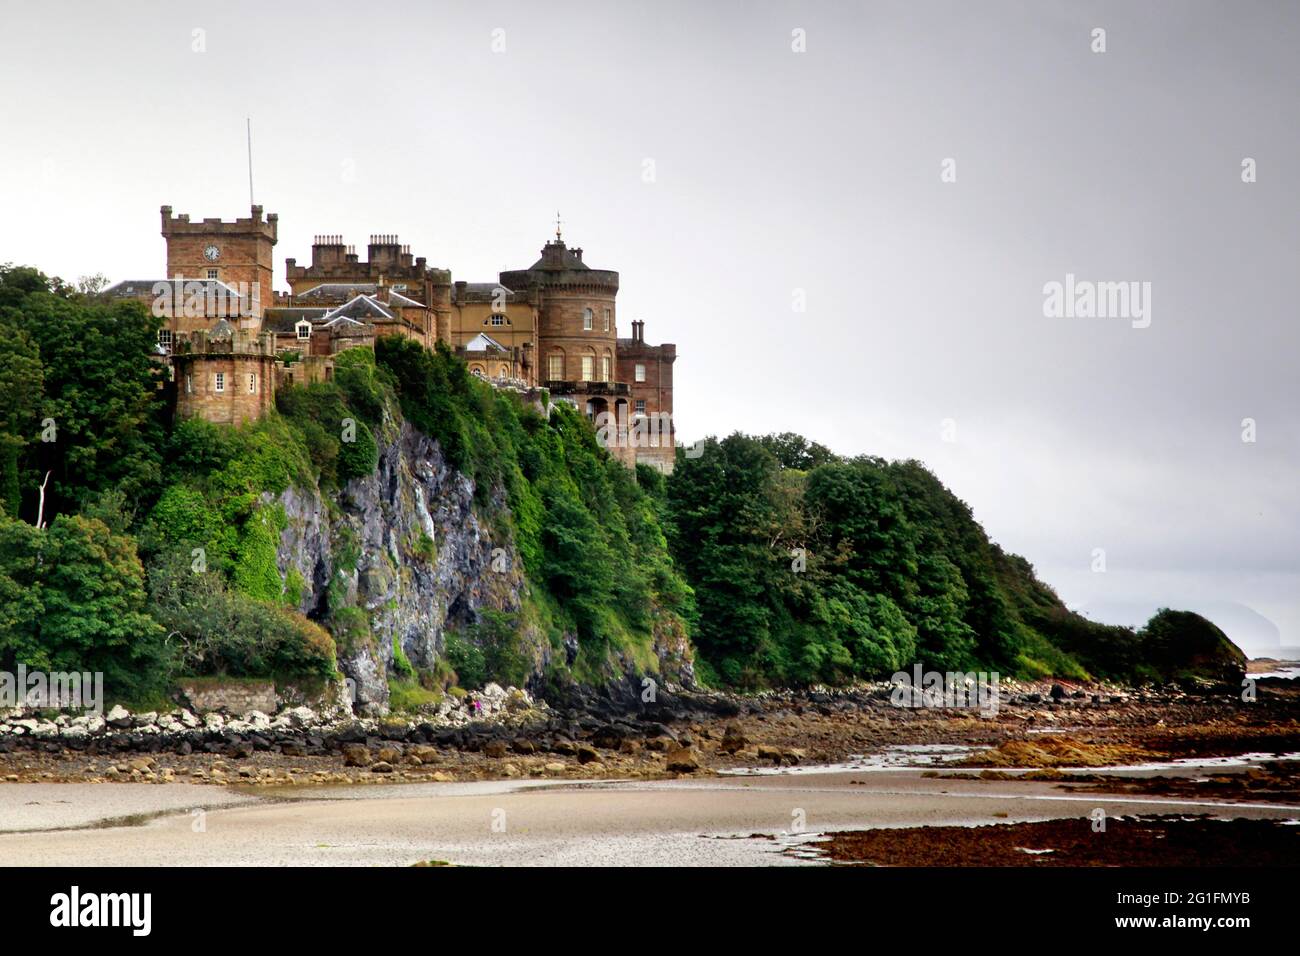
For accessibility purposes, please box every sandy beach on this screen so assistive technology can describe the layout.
[3,760,1297,867]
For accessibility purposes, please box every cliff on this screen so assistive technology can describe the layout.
[263,342,694,715]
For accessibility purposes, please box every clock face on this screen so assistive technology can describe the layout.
[203,244,221,262]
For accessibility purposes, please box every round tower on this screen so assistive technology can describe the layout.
[499,234,619,389]
[173,319,277,426]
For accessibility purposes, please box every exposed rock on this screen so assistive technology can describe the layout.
[341,744,373,767]
[665,746,700,773]
[719,723,747,754]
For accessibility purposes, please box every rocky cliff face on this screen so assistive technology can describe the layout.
[270,414,692,715]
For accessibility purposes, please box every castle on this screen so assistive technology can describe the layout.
[106,206,679,472]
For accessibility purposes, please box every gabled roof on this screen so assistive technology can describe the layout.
[386,289,425,308]
[105,278,244,300]
[321,314,367,329]
[321,294,394,323]
[464,332,508,352]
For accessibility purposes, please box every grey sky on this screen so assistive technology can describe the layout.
[1,0,1295,655]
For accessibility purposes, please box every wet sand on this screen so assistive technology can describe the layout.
[2,765,1297,867]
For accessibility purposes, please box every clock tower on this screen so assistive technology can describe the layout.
[161,204,278,321]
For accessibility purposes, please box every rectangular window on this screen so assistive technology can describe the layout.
[214,372,225,393]
[581,355,594,381]
[297,324,311,340]
[603,309,611,332]
[248,373,257,393]
[635,363,646,383]
[548,354,564,380]
[635,399,646,417]
[583,309,593,331]
[601,356,610,381]
[158,329,173,351]
[185,374,192,394]
[207,268,218,280]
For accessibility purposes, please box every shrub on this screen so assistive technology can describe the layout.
[147,548,335,681]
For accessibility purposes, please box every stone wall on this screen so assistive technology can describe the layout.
[174,351,276,425]
[179,680,277,716]
[162,204,277,319]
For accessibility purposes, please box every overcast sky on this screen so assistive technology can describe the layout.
[1,0,1295,657]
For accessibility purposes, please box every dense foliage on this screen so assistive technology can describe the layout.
[660,432,1243,688]
[0,268,339,702]
[374,337,693,681]
[0,265,1245,706]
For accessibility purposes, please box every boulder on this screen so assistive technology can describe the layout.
[719,723,747,754]
[665,746,700,773]
[341,744,373,767]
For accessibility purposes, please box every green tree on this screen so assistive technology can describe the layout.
[0,319,44,517]
[0,513,170,700]
[0,265,165,519]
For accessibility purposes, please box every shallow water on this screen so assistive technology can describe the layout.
[718,743,988,776]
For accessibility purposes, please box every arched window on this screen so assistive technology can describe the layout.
[547,351,564,380]
[583,308,593,331]
[470,365,485,378]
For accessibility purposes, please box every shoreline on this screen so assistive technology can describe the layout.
[3,677,1298,866]
[1,762,1296,867]
[3,676,1298,789]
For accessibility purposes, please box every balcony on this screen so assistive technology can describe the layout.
[543,379,630,398]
